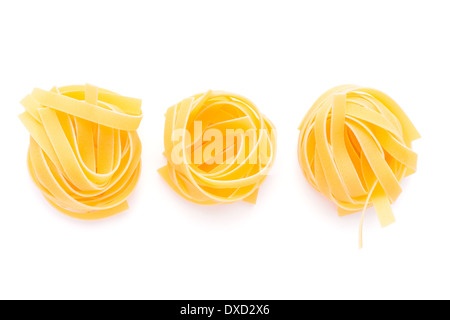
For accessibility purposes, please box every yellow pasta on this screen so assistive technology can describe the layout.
[19,84,143,219]
[159,90,276,204]
[298,85,420,247]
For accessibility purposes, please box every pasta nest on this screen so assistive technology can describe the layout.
[159,90,276,204]
[20,84,143,219]
[298,85,420,231]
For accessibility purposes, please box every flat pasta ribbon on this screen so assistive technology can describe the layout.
[159,90,276,204]
[19,84,143,219]
[298,85,420,247]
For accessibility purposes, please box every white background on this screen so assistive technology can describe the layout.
[0,0,449,300]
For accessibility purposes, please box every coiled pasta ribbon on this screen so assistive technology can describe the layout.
[159,90,276,204]
[298,85,420,247]
[19,84,143,219]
